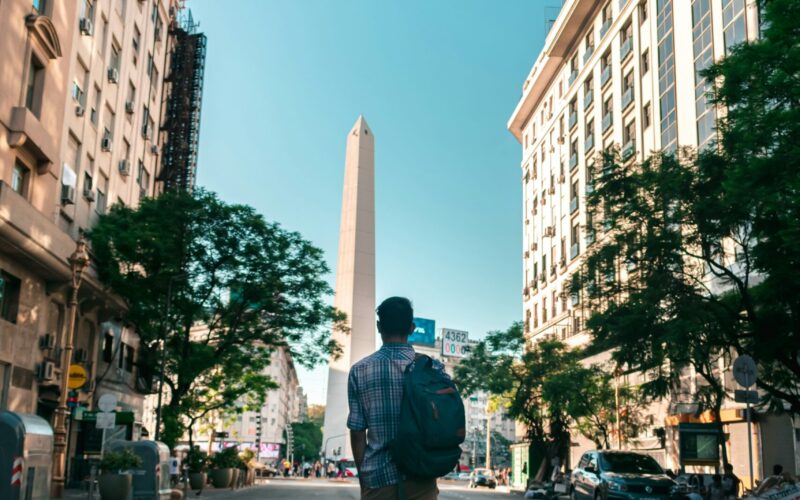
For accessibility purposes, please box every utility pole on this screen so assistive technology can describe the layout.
[485,413,492,470]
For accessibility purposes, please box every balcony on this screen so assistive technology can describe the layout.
[601,65,612,87]
[620,37,633,61]
[583,46,594,64]
[571,243,580,259]
[569,154,578,170]
[570,196,579,214]
[602,113,613,133]
[585,134,595,153]
[586,230,596,245]
[584,89,594,109]
[622,87,634,110]
[600,19,612,39]
[539,272,547,284]
[569,70,578,87]
[8,107,57,173]
[622,139,636,161]
[569,112,578,130]
[586,181,594,195]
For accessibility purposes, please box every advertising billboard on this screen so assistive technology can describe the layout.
[442,328,469,357]
[258,443,281,459]
[409,317,436,346]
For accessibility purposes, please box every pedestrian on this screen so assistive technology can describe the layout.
[722,464,741,499]
[348,297,450,499]
[708,474,725,500]
[328,461,336,478]
[169,450,181,487]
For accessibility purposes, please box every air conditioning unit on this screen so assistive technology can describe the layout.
[548,185,556,195]
[39,333,56,350]
[37,361,56,381]
[558,174,566,184]
[79,17,93,36]
[74,348,89,363]
[559,258,567,268]
[101,136,112,152]
[125,100,135,114]
[61,185,76,205]
[557,136,565,145]
[107,67,119,83]
[544,226,556,237]
[83,188,96,202]
[118,159,131,176]
[75,105,85,117]
[532,242,538,251]
[150,144,159,154]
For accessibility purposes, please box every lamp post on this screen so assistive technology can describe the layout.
[51,237,91,498]
[154,272,186,442]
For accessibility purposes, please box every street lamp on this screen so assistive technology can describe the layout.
[51,236,91,498]
[154,272,187,442]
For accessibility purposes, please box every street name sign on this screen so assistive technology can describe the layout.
[734,390,759,404]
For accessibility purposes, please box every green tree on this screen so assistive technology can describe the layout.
[307,404,325,427]
[455,323,644,479]
[291,421,323,461]
[88,190,344,447]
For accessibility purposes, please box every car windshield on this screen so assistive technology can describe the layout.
[600,454,663,474]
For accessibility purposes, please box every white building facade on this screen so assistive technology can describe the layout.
[508,0,799,481]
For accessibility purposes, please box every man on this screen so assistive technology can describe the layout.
[347,296,445,500]
[722,463,741,500]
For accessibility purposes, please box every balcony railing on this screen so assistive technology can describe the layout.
[601,65,612,87]
[620,37,633,61]
[570,196,579,214]
[584,89,594,109]
[602,113,613,133]
[569,112,577,130]
[570,243,580,259]
[585,134,595,153]
[569,154,578,170]
[622,139,636,160]
[600,19,612,39]
[622,87,634,110]
[569,70,578,87]
[583,46,594,64]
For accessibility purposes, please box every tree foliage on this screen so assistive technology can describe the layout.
[455,323,645,477]
[291,421,323,460]
[88,189,344,447]
[569,0,800,432]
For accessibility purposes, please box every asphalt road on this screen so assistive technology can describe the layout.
[189,478,522,499]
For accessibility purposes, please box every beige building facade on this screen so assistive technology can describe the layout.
[509,0,798,480]
[0,0,186,486]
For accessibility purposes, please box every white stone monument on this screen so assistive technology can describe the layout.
[322,116,376,460]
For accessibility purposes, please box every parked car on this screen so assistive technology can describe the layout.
[457,472,471,481]
[470,468,497,489]
[570,451,678,500]
[443,472,461,481]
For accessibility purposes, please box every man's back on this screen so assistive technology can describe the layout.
[347,343,415,489]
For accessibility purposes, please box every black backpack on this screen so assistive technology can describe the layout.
[389,354,466,479]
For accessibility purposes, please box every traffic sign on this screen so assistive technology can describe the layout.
[735,390,759,404]
[442,328,469,358]
[96,412,116,429]
[733,355,757,388]
[74,410,134,425]
[97,393,118,412]
[67,365,88,389]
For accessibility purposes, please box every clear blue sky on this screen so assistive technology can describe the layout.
[189,0,560,404]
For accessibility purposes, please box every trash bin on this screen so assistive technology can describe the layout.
[0,411,54,500]
[107,440,172,500]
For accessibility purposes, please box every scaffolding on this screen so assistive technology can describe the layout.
[159,9,206,192]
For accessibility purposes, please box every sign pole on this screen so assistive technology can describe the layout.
[733,355,757,492]
[746,400,753,491]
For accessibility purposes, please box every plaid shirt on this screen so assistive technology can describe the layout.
[347,343,447,489]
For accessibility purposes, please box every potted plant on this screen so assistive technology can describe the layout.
[98,448,142,500]
[240,449,255,487]
[209,446,238,488]
[185,447,208,491]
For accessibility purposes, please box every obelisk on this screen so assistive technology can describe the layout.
[322,116,376,460]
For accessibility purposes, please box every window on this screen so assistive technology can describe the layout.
[640,0,648,22]
[542,297,548,323]
[570,179,579,213]
[11,160,30,197]
[132,26,141,65]
[641,49,650,74]
[122,344,134,372]
[585,31,595,56]
[0,271,21,324]
[32,0,47,15]
[110,42,121,71]
[80,0,95,21]
[100,17,109,57]
[722,0,746,53]
[91,84,101,125]
[623,121,636,148]
[96,173,108,214]
[552,290,558,317]
[146,52,154,79]
[73,63,88,105]
[25,57,44,116]
[571,222,580,258]
[83,171,93,196]
[644,102,652,128]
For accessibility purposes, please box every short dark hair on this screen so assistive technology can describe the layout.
[376,297,413,337]
[774,464,784,475]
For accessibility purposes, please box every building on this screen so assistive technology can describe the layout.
[0,0,203,488]
[508,0,797,480]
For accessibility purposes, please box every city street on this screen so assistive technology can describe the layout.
[179,478,522,499]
